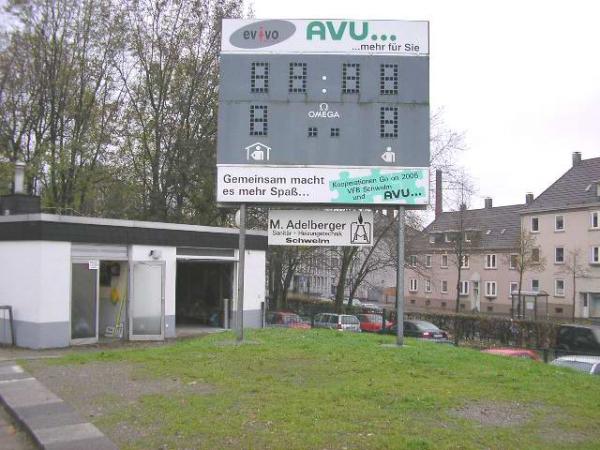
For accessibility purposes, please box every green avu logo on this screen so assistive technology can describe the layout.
[306,21,369,41]
[306,21,400,43]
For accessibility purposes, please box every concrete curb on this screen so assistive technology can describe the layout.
[0,362,118,449]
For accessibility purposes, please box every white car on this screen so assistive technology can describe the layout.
[313,313,361,332]
[551,355,600,375]
[346,298,363,308]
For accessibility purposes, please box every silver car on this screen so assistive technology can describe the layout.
[551,355,600,375]
[313,313,361,332]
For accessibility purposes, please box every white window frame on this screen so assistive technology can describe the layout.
[425,254,432,268]
[409,255,417,267]
[485,281,497,298]
[441,280,448,293]
[531,216,539,232]
[441,254,448,268]
[591,211,599,229]
[425,279,431,293]
[531,279,540,292]
[459,280,469,296]
[509,254,518,270]
[591,246,600,264]
[555,247,564,264]
[509,282,519,298]
[555,279,565,297]
[554,215,565,232]
[485,254,497,269]
[531,247,540,263]
[409,278,418,293]
[429,234,435,244]
[460,255,470,269]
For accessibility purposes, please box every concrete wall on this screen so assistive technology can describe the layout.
[242,249,266,327]
[0,241,71,348]
[0,241,267,348]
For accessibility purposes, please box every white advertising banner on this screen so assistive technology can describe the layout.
[269,210,374,247]
[217,165,429,206]
[222,19,429,55]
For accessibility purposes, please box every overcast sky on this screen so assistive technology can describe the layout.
[251,0,600,209]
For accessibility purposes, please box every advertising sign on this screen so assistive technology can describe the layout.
[219,166,428,205]
[221,19,429,55]
[268,210,374,246]
[217,19,430,207]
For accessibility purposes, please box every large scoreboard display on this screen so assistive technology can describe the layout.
[217,19,430,206]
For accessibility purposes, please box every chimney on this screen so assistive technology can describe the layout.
[13,161,26,194]
[525,193,534,205]
[484,197,492,209]
[435,169,442,219]
[572,152,582,166]
[0,161,41,215]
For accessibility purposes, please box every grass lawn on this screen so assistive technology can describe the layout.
[24,329,600,449]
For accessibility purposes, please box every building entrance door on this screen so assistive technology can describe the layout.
[71,262,99,344]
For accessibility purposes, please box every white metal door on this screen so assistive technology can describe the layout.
[129,262,165,340]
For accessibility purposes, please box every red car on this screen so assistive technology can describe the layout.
[356,314,392,333]
[482,348,541,361]
[266,312,311,329]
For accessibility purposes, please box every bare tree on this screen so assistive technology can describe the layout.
[442,170,476,313]
[512,228,546,318]
[558,248,589,320]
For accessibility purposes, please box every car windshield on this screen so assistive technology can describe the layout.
[342,316,359,324]
[282,314,301,324]
[413,321,440,331]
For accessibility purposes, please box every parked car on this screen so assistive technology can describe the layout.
[360,303,383,313]
[555,324,600,356]
[551,355,600,375]
[379,320,450,342]
[313,313,361,332]
[346,298,363,308]
[356,313,392,333]
[482,348,541,361]
[266,312,311,329]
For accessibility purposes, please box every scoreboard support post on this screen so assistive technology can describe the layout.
[236,203,246,342]
[396,206,405,347]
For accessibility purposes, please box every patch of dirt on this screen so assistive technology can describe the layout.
[24,360,214,444]
[450,401,532,427]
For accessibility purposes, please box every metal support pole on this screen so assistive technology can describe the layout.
[236,204,246,342]
[396,207,405,346]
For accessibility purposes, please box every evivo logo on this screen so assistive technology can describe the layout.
[306,21,369,41]
[230,20,296,49]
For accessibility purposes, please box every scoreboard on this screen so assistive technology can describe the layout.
[217,19,430,206]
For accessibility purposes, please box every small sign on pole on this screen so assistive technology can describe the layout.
[268,210,374,247]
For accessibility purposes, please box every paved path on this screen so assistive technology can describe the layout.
[0,362,117,450]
